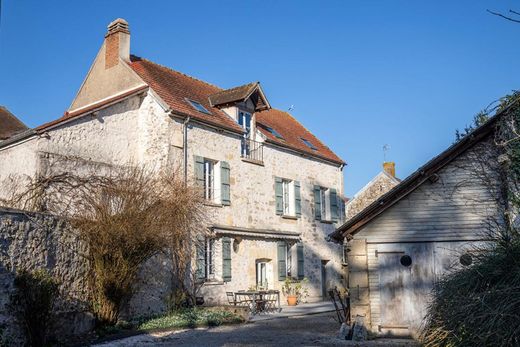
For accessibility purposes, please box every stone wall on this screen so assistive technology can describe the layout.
[0,207,92,345]
[0,207,176,345]
[0,89,347,305]
[345,171,399,220]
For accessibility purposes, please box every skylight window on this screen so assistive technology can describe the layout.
[266,126,284,140]
[301,138,317,151]
[187,99,211,115]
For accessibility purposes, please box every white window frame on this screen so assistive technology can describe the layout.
[204,159,215,202]
[206,238,215,278]
[319,187,330,221]
[282,179,292,216]
[257,262,268,289]
[286,244,293,278]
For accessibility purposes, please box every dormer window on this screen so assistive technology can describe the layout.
[301,138,317,151]
[238,111,252,136]
[187,99,211,115]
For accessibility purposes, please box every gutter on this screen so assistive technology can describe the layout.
[183,116,191,186]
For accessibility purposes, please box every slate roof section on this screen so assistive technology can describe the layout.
[0,106,28,140]
[128,55,344,165]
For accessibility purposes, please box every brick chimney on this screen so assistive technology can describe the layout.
[383,162,396,177]
[105,18,130,69]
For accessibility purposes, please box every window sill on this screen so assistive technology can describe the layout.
[202,280,225,286]
[241,157,264,166]
[320,220,334,224]
[204,202,223,208]
[282,215,298,220]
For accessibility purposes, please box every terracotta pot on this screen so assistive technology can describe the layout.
[287,295,298,306]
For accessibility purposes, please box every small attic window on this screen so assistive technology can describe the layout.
[187,99,211,115]
[266,126,284,140]
[301,138,317,151]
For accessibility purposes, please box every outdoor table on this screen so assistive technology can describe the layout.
[234,290,281,315]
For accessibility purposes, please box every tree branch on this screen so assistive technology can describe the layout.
[487,9,520,23]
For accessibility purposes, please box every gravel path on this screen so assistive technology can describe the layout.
[94,313,419,347]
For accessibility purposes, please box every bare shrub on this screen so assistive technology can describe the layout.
[11,269,59,347]
[421,92,520,346]
[3,167,206,326]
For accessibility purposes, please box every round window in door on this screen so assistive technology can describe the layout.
[400,255,412,267]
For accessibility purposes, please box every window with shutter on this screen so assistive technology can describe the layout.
[194,156,205,188]
[297,244,304,279]
[313,185,322,220]
[330,188,338,222]
[222,237,232,282]
[277,241,287,281]
[221,161,230,205]
[275,177,283,215]
[294,181,301,218]
[195,237,206,281]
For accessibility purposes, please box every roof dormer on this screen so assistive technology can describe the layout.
[208,82,270,112]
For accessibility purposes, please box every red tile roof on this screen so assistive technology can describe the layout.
[129,56,344,164]
[256,109,343,164]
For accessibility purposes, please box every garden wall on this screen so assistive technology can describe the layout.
[0,206,176,345]
[0,207,93,345]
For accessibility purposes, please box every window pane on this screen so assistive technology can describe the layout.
[204,160,214,200]
[320,188,327,219]
[283,180,290,215]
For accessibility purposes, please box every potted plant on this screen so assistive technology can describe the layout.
[282,278,309,306]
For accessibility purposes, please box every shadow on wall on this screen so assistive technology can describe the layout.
[0,208,94,345]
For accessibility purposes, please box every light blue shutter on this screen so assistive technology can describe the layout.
[222,237,232,282]
[294,181,301,218]
[313,185,321,220]
[275,177,283,215]
[221,161,230,206]
[277,241,287,281]
[195,237,206,280]
[194,156,205,187]
[297,244,304,279]
[330,188,338,222]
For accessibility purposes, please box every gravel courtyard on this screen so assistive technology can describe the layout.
[95,312,419,347]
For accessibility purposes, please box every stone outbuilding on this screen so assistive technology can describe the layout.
[330,111,507,337]
[345,162,400,220]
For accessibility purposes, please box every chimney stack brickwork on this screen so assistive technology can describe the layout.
[105,18,130,69]
[383,161,396,177]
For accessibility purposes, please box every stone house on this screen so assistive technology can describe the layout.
[330,114,505,336]
[0,19,346,307]
[345,162,400,220]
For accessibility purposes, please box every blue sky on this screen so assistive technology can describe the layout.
[0,1,519,196]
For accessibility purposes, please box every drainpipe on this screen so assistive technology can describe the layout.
[183,116,191,186]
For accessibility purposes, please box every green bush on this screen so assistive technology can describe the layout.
[421,239,520,347]
[11,269,59,347]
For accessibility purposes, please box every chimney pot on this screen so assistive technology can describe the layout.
[105,18,130,69]
[383,162,396,177]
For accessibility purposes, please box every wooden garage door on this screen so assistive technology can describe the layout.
[377,243,435,335]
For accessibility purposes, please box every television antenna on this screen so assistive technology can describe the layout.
[383,144,391,162]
